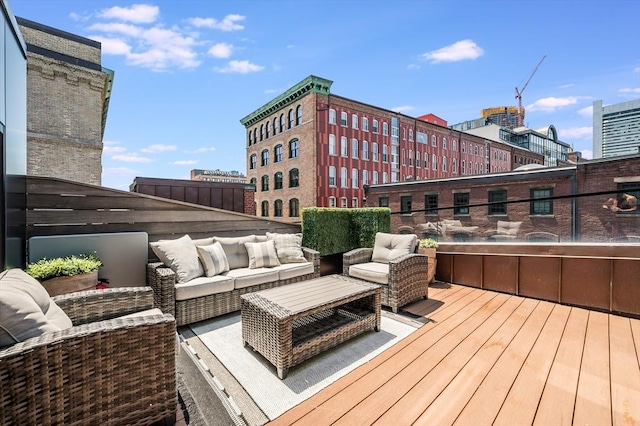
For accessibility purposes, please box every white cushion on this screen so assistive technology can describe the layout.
[274,262,315,281]
[192,237,215,246]
[174,275,235,301]
[197,242,230,277]
[245,240,281,269]
[349,262,389,285]
[371,232,417,264]
[150,235,203,283]
[214,235,258,270]
[266,232,306,264]
[0,269,73,347]
[118,308,164,319]
[497,221,522,236]
[223,268,279,289]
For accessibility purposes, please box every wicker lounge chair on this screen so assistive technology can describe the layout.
[0,269,177,426]
[343,232,429,313]
[485,220,522,241]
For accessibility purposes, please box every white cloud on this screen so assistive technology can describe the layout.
[619,87,640,94]
[634,67,640,73]
[578,105,593,117]
[214,60,264,74]
[112,153,153,163]
[420,39,484,63]
[98,4,159,24]
[171,160,198,166]
[91,36,132,55]
[185,147,216,154]
[558,126,592,139]
[89,22,143,37]
[558,83,574,89]
[208,43,233,59]
[580,149,593,159]
[526,96,581,112]
[103,166,140,176]
[392,105,414,113]
[141,144,177,153]
[286,44,294,49]
[188,14,245,31]
[103,145,127,154]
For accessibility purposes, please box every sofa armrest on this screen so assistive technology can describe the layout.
[302,247,321,277]
[0,313,177,425]
[147,262,177,318]
[343,248,374,275]
[53,287,154,325]
[388,253,430,306]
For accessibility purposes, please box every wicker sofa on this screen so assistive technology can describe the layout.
[0,268,177,425]
[147,233,321,326]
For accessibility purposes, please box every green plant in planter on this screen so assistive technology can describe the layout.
[418,238,439,249]
[26,252,103,281]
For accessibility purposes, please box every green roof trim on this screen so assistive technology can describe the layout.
[240,75,333,127]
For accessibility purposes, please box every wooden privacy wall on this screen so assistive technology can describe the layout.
[26,176,300,258]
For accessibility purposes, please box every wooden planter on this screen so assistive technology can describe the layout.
[418,247,437,284]
[41,271,98,297]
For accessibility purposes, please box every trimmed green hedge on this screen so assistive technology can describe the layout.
[301,208,390,255]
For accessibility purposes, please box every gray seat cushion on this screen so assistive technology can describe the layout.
[174,275,235,301]
[349,262,389,285]
[274,262,315,281]
[223,267,279,289]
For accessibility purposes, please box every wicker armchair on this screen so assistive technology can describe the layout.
[343,233,429,313]
[1,272,177,426]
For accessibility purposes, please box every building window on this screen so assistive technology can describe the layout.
[248,130,253,146]
[392,172,398,183]
[488,190,507,215]
[443,156,447,172]
[328,166,336,186]
[401,196,412,214]
[402,149,406,166]
[261,175,269,191]
[279,113,285,133]
[372,171,378,184]
[372,143,378,161]
[432,154,437,170]
[352,114,358,129]
[409,149,413,166]
[379,196,389,207]
[253,128,258,144]
[261,201,269,217]
[462,160,466,174]
[362,141,369,160]
[462,142,466,153]
[274,199,283,217]
[329,134,336,155]
[383,172,388,183]
[265,121,270,139]
[341,112,348,126]
[329,109,336,124]
[349,139,357,158]
[454,193,470,215]
[261,149,269,166]
[443,137,447,150]
[274,145,283,163]
[402,128,406,140]
[531,188,553,215]
[274,172,283,190]
[341,197,348,208]
[453,158,457,173]
[362,169,369,185]
[409,129,414,141]
[432,135,437,146]
[382,145,388,162]
[424,152,428,168]
[273,117,278,136]
[341,167,348,188]
[250,154,257,170]
[352,168,358,188]
[341,136,348,157]
[372,119,379,133]
[250,177,257,186]
[289,168,299,188]
[383,122,389,136]
[352,198,359,208]
[329,196,336,207]
[425,194,438,215]
[363,117,369,131]
[288,109,294,128]
[289,139,299,158]
[453,139,458,151]
[296,105,303,125]
[289,198,299,217]
[260,124,264,141]
[416,151,421,168]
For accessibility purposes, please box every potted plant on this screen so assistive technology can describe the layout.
[26,252,103,297]
[418,238,439,284]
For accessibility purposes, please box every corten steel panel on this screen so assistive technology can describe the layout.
[170,186,185,202]
[211,188,223,209]
[222,189,234,211]
[185,187,198,204]
[452,255,482,288]
[483,255,518,294]
[156,186,171,199]
[519,257,561,302]
[612,259,640,316]
[561,258,611,311]
[234,189,244,212]
[198,187,211,207]
[436,254,453,282]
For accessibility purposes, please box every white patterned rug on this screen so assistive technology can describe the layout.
[190,311,420,420]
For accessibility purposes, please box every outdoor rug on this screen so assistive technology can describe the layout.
[190,311,421,420]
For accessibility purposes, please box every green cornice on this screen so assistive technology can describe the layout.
[240,75,333,127]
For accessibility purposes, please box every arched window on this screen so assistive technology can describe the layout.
[261,201,269,217]
[265,121,270,139]
[279,113,285,133]
[289,168,299,188]
[274,144,283,163]
[362,141,368,160]
[250,177,257,186]
[261,149,269,166]
[351,168,358,188]
[249,154,257,170]
[289,198,299,217]
[274,200,283,217]
[296,105,303,125]
[248,130,253,146]
[260,124,264,141]
[328,166,336,186]
[261,175,269,191]
[288,109,294,128]
[273,117,278,136]
[274,172,283,190]
[289,139,299,158]
[341,167,348,187]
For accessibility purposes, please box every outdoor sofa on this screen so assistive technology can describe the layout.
[147,233,320,326]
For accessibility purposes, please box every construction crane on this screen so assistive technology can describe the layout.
[515,55,546,127]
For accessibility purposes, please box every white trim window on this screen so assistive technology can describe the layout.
[372,171,378,184]
[352,114,358,129]
[409,129,414,141]
[329,134,336,156]
[362,141,369,160]
[341,197,348,208]
[416,151,420,167]
[329,109,336,124]
[352,198,358,208]
[443,138,447,150]
[329,196,336,207]
[443,156,447,172]
[362,169,369,185]
[341,136,348,157]
[341,167,348,188]
[340,111,347,126]
[328,166,336,186]
[383,172,388,183]
[432,154,437,170]
[372,143,378,161]
[383,122,389,136]
[372,119,379,133]
[432,135,437,147]
[351,168,358,188]
[362,117,369,131]
[352,138,358,158]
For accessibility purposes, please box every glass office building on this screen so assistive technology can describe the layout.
[593,99,640,158]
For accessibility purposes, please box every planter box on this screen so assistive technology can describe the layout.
[41,271,98,297]
[418,247,437,284]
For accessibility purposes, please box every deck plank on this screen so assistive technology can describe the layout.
[609,315,640,426]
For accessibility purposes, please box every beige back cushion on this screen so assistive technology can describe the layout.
[497,221,522,236]
[266,232,306,263]
[371,232,418,264]
[214,235,258,269]
[0,269,73,347]
[150,234,203,283]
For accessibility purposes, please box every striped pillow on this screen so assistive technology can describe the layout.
[196,242,230,277]
[245,240,281,269]
[266,232,306,264]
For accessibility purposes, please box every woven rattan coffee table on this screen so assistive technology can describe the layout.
[240,274,381,379]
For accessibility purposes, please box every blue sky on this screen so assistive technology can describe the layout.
[10,0,640,190]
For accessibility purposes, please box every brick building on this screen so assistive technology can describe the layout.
[190,169,247,184]
[18,17,112,185]
[240,75,543,222]
[366,154,640,242]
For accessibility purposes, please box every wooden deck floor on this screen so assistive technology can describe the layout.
[269,283,640,426]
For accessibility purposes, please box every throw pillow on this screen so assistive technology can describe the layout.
[150,234,203,283]
[196,242,230,277]
[371,232,418,263]
[245,240,281,269]
[266,232,306,263]
[214,235,258,270]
